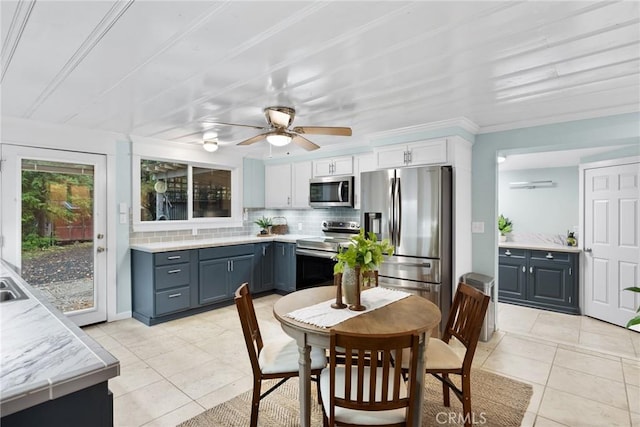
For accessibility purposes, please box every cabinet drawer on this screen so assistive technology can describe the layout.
[155,264,190,290]
[154,250,191,266]
[155,286,190,315]
[199,244,254,261]
[530,251,570,262]
[499,248,526,258]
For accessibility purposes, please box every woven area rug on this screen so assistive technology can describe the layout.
[179,368,533,427]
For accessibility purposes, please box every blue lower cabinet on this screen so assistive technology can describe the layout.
[274,242,296,292]
[198,247,255,303]
[499,248,579,314]
[132,245,256,325]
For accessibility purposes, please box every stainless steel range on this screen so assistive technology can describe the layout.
[295,221,359,289]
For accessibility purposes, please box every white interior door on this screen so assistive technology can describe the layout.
[583,161,640,328]
[0,145,107,326]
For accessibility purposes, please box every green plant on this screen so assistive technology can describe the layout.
[623,286,640,329]
[254,216,272,230]
[333,230,394,275]
[498,214,513,236]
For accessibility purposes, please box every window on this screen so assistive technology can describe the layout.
[134,156,240,231]
[192,167,231,218]
[140,160,188,221]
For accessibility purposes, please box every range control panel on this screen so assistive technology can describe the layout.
[321,220,360,233]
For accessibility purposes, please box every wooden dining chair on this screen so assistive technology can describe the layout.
[319,330,421,427]
[234,283,327,427]
[399,282,489,427]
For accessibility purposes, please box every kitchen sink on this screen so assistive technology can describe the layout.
[0,277,28,302]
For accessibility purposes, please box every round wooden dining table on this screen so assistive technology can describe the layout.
[273,285,441,427]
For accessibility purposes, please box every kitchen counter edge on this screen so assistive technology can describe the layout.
[130,234,314,253]
[0,260,120,416]
[499,242,582,253]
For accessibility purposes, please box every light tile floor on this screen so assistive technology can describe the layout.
[83,298,640,427]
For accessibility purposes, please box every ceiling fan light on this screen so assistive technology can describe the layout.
[203,140,219,152]
[266,133,292,147]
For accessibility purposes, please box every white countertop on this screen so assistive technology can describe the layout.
[499,241,582,253]
[0,261,119,416]
[130,233,315,253]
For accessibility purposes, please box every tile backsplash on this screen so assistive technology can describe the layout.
[129,208,360,245]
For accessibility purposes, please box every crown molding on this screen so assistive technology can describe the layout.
[366,117,479,143]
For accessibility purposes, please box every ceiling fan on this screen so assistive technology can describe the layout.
[207,106,352,151]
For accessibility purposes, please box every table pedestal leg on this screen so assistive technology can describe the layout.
[297,342,311,427]
[414,330,430,427]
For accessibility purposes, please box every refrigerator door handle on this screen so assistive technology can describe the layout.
[396,177,401,247]
[389,177,396,246]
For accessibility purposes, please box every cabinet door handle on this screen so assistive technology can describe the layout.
[522,266,526,273]
[505,250,511,256]
[530,266,533,274]
[167,256,181,260]
[546,252,554,259]
[262,246,266,256]
[227,260,231,271]
[408,150,412,163]
[167,269,181,274]
[168,293,182,298]
[230,260,234,271]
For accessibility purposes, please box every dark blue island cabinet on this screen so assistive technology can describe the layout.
[498,247,580,315]
[274,242,296,292]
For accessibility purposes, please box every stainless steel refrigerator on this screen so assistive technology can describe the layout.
[360,165,452,332]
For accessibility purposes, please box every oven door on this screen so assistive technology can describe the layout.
[295,249,336,290]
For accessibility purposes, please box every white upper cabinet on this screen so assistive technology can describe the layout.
[265,161,311,209]
[374,138,447,169]
[313,156,353,177]
[354,153,375,210]
[265,164,291,208]
[292,161,311,208]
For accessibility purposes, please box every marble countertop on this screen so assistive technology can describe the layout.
[130,233,315,253]
[499,241,582,253]
[0,261,120,416]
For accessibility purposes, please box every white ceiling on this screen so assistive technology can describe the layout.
[1,1,639,157]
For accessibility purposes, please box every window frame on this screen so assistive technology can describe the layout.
[131,148,243,232]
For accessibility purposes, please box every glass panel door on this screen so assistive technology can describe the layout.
[1,145,107,326]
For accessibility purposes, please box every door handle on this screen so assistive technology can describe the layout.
[262,246,266,256]
[167,269,181,274]
[97,233,104,239]
[529,266,533,274]
[97,247,105,253]
[545,252,554,259]
[395,177,401,247]
[522,266,526,273]
[584,247,593,253]
[505,249,511,256]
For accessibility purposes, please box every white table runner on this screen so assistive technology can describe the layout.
[285,286,411,328]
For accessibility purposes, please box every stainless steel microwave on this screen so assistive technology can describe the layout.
[309,176,354,208]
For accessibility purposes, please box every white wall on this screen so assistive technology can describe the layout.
[498,167,579,236]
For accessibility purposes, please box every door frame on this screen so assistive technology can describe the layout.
[578,155,640,322]
[1,143,117,325]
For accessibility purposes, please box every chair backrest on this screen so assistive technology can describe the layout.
[442,282,490,369]
[328,330,420,425]
[234,283,263,377]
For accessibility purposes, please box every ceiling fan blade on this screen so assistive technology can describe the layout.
[292,126,352,136]
[292,135,320,151]
[237,133,268,146]
[203,121,267,130]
